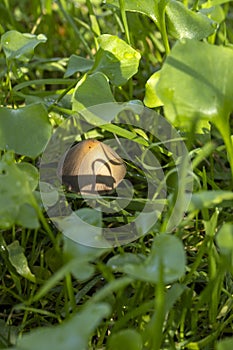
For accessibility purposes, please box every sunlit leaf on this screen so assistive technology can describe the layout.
[144,71,163,108]
[0,103,52,158]
[107,329,143,350]
[16,303,110,350]
[106,0,158,21]
[166,0,216,40]
[156,39,233,129]
[107,0,216,40]
[72,72,115,112]
[7,240,36,282]
[91,34,141,86]
[1,30,47,62]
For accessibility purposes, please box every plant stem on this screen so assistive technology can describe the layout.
[119,0,131,45]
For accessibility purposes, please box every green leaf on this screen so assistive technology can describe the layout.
[72,72,115,112]
[16,303,110,350]
[166,0,216,40]
[16,203,39,229]
[62,235,109,281]
[107,329,143,350]
[107,1,215,43]
[216,223,233,256]
[144,71,163,108]
[106,0,158,21]
[64,54,94,77]
[216,337,233,350]
[107,253,145,270]
[0,320,18,348]
[17,163,39,191]
[0,103,52,158]
[7,240,36,282]
[54,209,110,249]
[0,152,39,229]
[91,34,141,86]
[120,234,186,284]
[189,191,233,212]
[1,30,47,62]
[156,39,233,129]
[39,182,59,207]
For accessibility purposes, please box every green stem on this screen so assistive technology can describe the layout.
[119,0,131,45]
[143,263,165,350]
[222,130,233,182]
[30,195,56,246]
[217,118,233,185]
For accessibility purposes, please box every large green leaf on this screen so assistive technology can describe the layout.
[166,0,216,40]
[72,72,115,111]
[107,0,157,21]
[0,103,52,158]
[156,39,233,175]
[107,0,215,40]
[91,34,141,86]
[0,152,39,229]
[156,39,233,128]
[111,234,186,284]
[1,30,47,62]
[14,303,110,350]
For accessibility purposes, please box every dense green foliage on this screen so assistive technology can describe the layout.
[0,0,233,349]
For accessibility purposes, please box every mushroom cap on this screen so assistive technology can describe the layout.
[58,139,126,194]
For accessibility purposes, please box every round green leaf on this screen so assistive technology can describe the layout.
[216,223,233,256]
[107,329,143,350]
[17,162,39,191]
[72,72,115,112]
[1,30,47,62]
[122,234,186,284]
[17,303,110,350]
[166,0,217,40]
[156,39,233,129]
[0,103,52,158]
[91,34,141,86]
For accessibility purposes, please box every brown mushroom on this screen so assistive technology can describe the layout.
[58,139,126,194]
